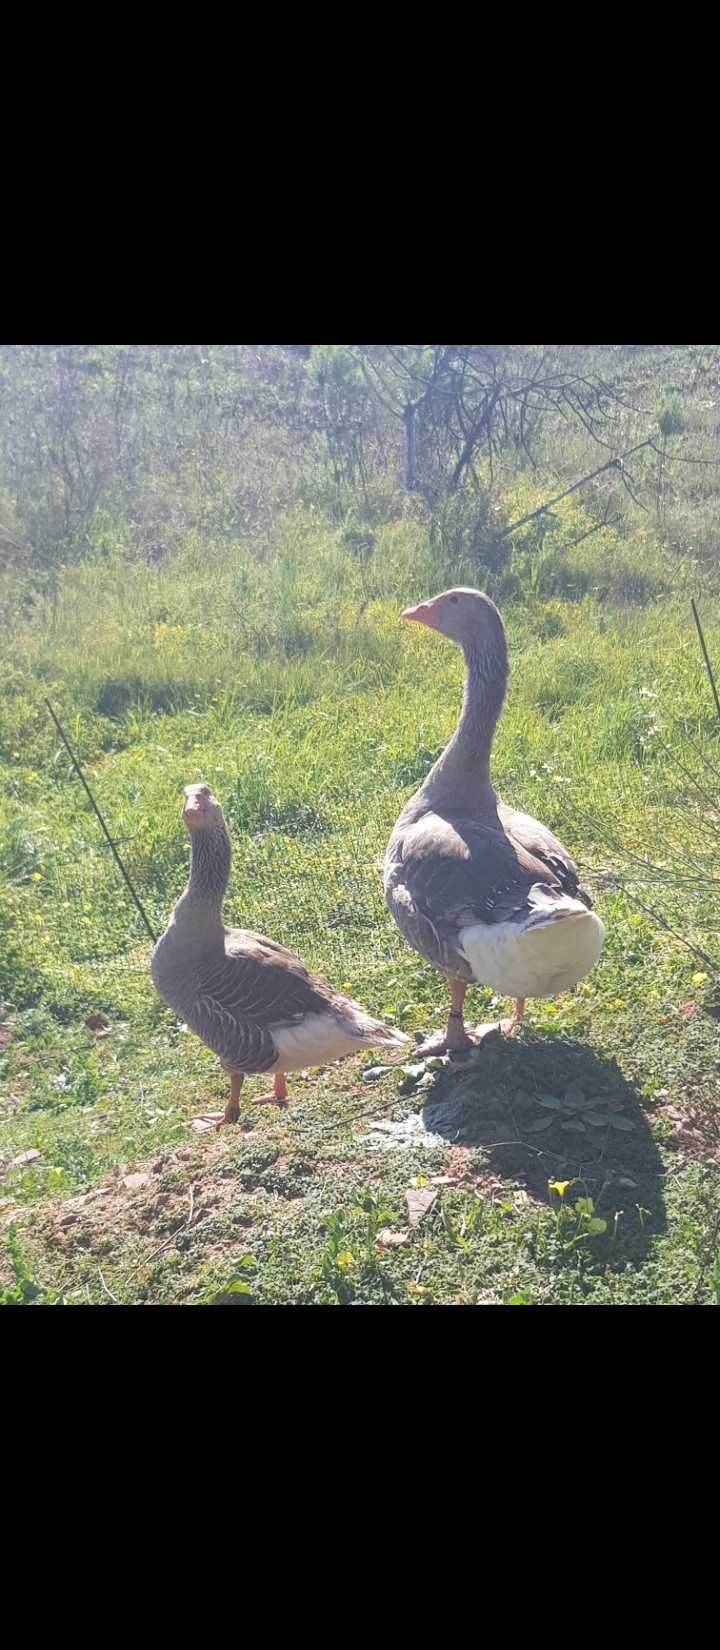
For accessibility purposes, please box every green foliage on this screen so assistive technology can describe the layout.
[314,1191,399,1302]
[2,345,719,587]
[205,1256,257,1304]
[429,485,510,590]
[2,345,720,1307]
[0,1228,45,1304]
[0,345,323,565]
[0,883,43,1008]
[658,394,685,438]
[548,1181,608,1252]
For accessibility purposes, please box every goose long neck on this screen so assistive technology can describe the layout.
[424,641,508,809]
[173,824,231,940]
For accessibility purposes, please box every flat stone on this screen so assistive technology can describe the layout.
[376,1228,410,1248]
[361,1112,447,1152]
[405,1187,438,1226]
[123,1172,151,1192]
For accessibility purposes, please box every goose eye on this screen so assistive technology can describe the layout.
[449,595,459,605]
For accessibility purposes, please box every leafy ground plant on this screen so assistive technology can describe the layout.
[2,469,720,1301]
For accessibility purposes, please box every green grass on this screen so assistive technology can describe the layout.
[1,506,720,1304]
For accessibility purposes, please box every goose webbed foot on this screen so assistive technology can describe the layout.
[416,991,526,1057]
[252,1071,289,1108]
[414,1024,475,1057]
[191,1073,244,1133]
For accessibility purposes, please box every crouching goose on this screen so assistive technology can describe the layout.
[152,784,407,1129]
[384,589,604,1056]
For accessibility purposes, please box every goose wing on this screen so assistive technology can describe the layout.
[385,810,562,976]
[190,929,339,1073]
[500,806,593,907]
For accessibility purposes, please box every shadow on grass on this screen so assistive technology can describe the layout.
[420,1029,667,1263]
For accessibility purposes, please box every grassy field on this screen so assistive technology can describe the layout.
[2,490,720,1305]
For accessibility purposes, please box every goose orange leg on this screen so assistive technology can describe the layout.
[252,1071,289,1108]
[416,986,527,1057]
[414,978,475,1057]
[498,998,525,1036]
[192,1072,244,1133]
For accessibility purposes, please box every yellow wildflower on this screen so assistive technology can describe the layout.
[548,1179,571,1198]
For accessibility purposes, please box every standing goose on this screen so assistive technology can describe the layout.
[152,783,407,1129]
[384,589,604,1056]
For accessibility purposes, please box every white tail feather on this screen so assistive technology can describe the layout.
[459,907,605,999]
[271,1011,407,1072]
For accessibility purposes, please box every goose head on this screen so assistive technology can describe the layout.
[401,587,506,661]
[182,783,224,833]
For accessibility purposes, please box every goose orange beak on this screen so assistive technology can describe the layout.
[401,601,437,628]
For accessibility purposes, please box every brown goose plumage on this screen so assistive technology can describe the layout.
[152,784,407,1128]
[384,589,604,1054]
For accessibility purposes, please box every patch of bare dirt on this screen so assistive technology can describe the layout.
[27,1133,244,1266]
[446,1146,471,1180]
[659,1100,720,1162]
[316,1154,369,1179]
[440,1146,536,1205]
[21,1121,316,1298]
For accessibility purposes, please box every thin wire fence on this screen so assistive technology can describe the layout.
[26,786,414,1008]
[26,667,720,1015]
